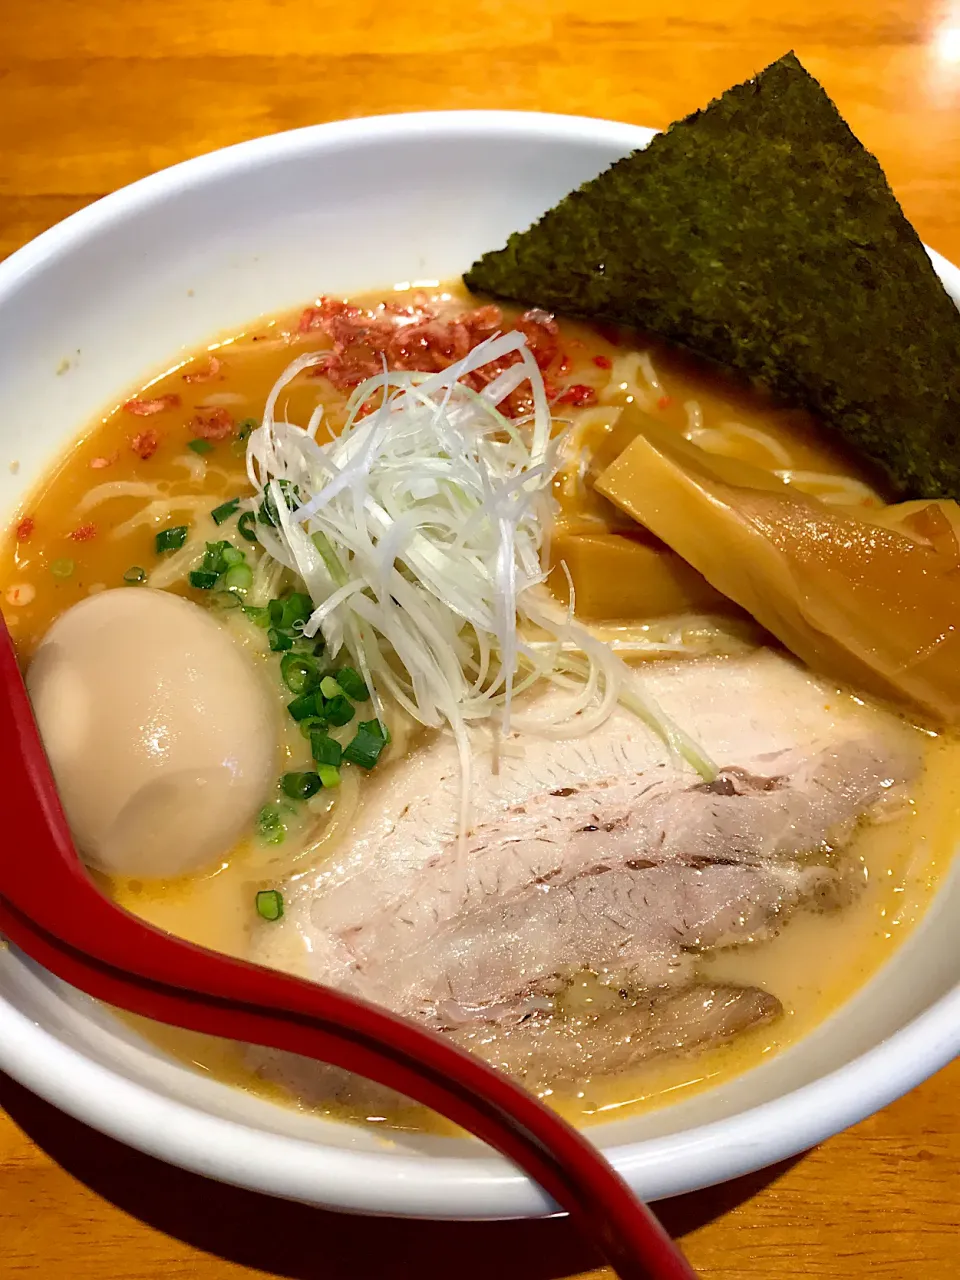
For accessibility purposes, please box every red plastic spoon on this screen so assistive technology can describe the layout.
[0,613,697,1280]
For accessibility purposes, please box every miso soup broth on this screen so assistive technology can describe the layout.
[3,283,956,1133]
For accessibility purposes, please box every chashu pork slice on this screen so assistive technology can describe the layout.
[454,983,784,1087]
[250,982,784,1110]
[251,650,921,1038]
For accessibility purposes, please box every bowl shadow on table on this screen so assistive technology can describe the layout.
[0,1070,804,1278]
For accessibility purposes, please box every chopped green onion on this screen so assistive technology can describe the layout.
[202,540,230,573]
[317,764,341,789]
[123,566,146,585]
[211,497,241,525]
[235,418,258,446]
[286,591,313,620]
[242,604,270,628]
[280,653,320,696]
[337,667,369,701]
[237,510,259,543]
[342,720,389,769]
[319,675,342,700]
[258,479,300,527]
[187,439,215,455]
[281,771,322,800]
[278,593,312,631]
[255,889,284,921]
[323,694,355,727]
[290,634,320,654]
[297,714,326,739]
[257,806,285,846]
[195,540,245,588]
[287,691,321,721]
[210,589,242,610]
[310,732,343,767]
[266,593,314,645]
[223,563,252,593]
[268,628,293,652]
[50,558,75,579]
[155,525,188,553]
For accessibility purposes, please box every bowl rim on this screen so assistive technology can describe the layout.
[1,108,960,1220]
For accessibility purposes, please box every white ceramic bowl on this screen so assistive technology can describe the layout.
[1,111,959,1221]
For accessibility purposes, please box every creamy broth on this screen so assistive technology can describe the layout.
[2,283,954,1132]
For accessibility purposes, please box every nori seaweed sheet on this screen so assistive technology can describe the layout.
[464,53,960,500]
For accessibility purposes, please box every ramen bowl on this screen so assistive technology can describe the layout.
[1,112,959,1219]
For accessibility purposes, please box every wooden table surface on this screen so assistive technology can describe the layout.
[2,2,959,1276]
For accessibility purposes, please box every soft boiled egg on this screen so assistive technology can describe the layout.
[26,587,277,880]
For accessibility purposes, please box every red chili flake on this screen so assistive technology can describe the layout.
[90,453,118,469]
[557,354,573,376]
[298,297,363,333]
[297,294,585,419]
[131,430,159,460]
[192,406,235,441]
[518,309,560,370]
[657,395,673,411]
[593,355,613,370]
[387,319,471,372]
[15,517,35,542]
[307,352,373,389]
[555,384,598,408]
[461,304,503,341]
[123,394,181,416]
[305,353,335,379]
[69,523,98,542]
[298,307,324,332]
[182,355,222,383]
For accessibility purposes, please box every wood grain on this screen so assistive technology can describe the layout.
[2,1,960,1275]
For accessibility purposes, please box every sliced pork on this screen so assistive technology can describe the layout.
[454,983,784,1086]
[250,982,782,1110]
[250,650,920,1089]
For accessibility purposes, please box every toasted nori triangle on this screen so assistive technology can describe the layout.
[465,53,960,499]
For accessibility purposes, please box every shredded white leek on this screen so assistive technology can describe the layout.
[246,331,714,830]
